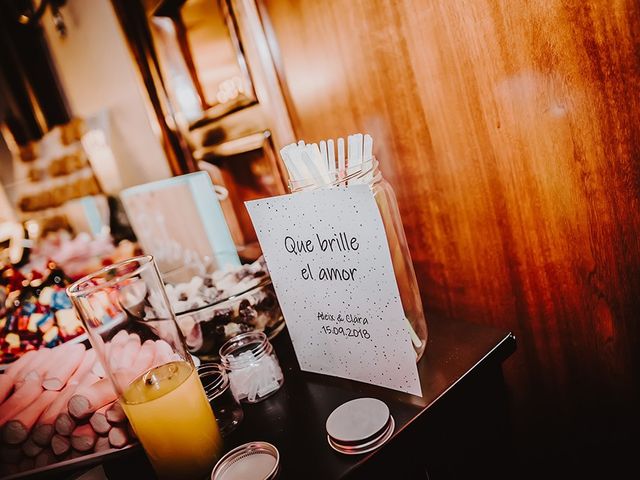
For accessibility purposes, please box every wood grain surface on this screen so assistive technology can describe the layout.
[260,0,640,475]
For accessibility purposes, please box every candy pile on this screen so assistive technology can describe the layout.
[165,257,269,314]
[27,231,140,281]
[0,340,139,477]
[165,257,283,357]
[0,264,85,365]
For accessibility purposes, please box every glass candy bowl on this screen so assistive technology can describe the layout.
[173,277,284,361]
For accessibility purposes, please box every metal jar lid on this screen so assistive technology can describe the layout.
[211,441,280,480]
[326,398,390,444]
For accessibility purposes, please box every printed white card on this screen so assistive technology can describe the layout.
[246,185,422,396]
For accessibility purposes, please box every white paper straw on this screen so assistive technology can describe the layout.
[280,144,304,181]
[337,138,345,185]
[363,134,373,161]
[327,139,336,173]
[300,148,324,182]
[307,143,332,185]
[279,134,374,187]
[319,140,328,170]
[345,133,365,183]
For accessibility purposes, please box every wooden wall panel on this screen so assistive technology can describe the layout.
[261,0,640,474]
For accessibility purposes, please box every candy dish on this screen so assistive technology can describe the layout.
[174,278,284,360]
[165,257,285,360]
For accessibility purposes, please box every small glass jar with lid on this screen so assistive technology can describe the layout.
[219,331,284,403]
[289,157,428,361]
[197,363,244,436]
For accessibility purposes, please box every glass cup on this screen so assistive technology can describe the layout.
[197,363,243,436]
[67,255,222,480]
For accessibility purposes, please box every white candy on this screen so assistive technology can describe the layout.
[166,258,269,315]
[227,350,283,403]
[188,276,204,291]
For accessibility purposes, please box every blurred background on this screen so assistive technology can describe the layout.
[1,0,639,478]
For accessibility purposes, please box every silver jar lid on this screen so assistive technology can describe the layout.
[326,397,390,443]
[326,398,394,455]
[211,441,280,480]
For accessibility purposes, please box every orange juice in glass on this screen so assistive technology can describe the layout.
[122,361,221,479]
[68,256,222,480]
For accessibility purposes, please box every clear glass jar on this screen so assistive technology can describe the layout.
[289,157,428,360]
[197,362,244,436]
[219,331,284,403]
[172,277,285,362]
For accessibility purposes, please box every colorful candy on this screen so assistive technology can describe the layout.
[1,264,85,365]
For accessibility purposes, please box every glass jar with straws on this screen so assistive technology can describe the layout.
[281,134,428,360]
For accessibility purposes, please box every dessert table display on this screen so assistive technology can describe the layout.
[40,317,516,480]
[0,133,517,480]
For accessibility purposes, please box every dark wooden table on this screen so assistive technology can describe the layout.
[99,315,517,480]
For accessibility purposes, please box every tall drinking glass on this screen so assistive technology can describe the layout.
[67,255,222,480]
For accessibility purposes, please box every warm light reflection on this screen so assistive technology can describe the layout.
[81,129,123,194]
[216,76,245,104]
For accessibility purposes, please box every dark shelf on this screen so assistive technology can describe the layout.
[188,97,258,132]
[95,315,516,479]
[194,131,270,160]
